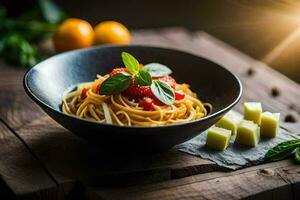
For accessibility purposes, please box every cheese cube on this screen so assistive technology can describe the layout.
[235,120,260,147]
[260,112,280,138]
[244,102,262,125]
[215,110,242,135]
[206,126,232,151]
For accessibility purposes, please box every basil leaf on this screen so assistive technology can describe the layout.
[150,80,175,105]
[121,52,139,75]
[134,69,152,86]
[265,139,300,162]
[99,72,131,95]
[295,148,300,163]
[143,63,172,77]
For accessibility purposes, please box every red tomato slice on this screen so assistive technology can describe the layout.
[175,91,185,100]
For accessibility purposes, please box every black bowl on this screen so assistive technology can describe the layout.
[24,45,242,152]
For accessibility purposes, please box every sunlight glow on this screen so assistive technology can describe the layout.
[263,26,300,64]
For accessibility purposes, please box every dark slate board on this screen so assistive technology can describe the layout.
[176,127,299,170]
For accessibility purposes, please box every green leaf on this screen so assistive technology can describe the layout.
[99,72,131,95]
[295,148,300,163]
[265,139,300,162]
[134,69,152,86]
[0,33,41,68]
[121,52,139,75]
[150,80,175,105]
[143,63,172,77]
[38,0,67,24]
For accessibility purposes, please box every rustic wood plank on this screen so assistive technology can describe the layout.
[276,164,300,199]
[15,115,216,186]
[88,160,298,200]
[0,66,44,130]
[0,121,59,199]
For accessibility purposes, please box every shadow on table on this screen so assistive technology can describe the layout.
[18,120,187,187]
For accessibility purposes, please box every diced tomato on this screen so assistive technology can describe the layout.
[109,68,129,76]
[81,87,89,99]
[121,74,178,107]
[139,64,144,69]
[152,98,164,106]
[175,91,185,100]
[140,97,155,111]
[123,81,155,99]
[123,76,175,99]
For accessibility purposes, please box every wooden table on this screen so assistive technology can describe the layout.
[0,28,299,200]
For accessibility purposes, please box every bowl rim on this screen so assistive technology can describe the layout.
[23,44,243,129]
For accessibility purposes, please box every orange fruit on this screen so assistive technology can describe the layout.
[53,18,95,52]
[94,21,131,45]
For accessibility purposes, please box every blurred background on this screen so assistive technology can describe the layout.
[1,0,300,83]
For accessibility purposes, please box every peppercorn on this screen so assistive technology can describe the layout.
[284,111,298,123]
[271,87,280,97]
[247,67,255,76]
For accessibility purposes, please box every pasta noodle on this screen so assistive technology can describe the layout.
[62,76,212,126]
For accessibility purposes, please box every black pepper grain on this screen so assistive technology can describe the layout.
[284,111,298,123]
[271,87,280,97]
[247,67,255,76]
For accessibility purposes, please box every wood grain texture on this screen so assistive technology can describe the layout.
[0,28,299,199]
[0,65,44,130]
[276,164,300,200]
[0,121,58,199]
[89,160,296,200]
[15,116,215,191]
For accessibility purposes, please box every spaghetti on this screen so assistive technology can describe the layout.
[62,52,211,126]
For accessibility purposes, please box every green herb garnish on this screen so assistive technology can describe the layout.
[150,80,175,105]
[121,52,152,85]
[99,72,131,95]
[143,63,172,77]
[121,52,140,75]
[135,69,152,86]
[265,139,300,162]
[100,52,175,105]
